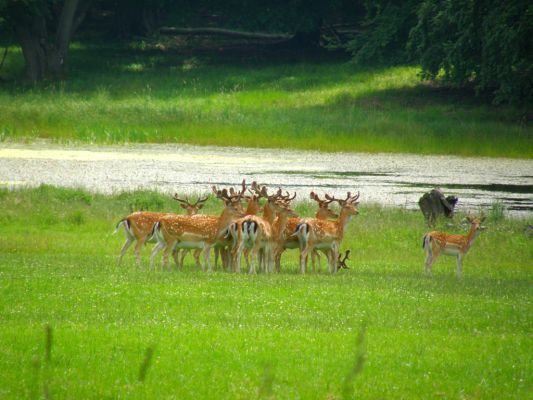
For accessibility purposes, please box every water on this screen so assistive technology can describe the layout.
[1,142,532,217]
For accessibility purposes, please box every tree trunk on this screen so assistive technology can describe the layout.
[11,0,90,82]
[13,16,48,83]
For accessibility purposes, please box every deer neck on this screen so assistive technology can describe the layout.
[335,208,353,240]
[262,203,276,224]
[217,207,237,232]
[315,208,330,220]
[274,212,290,238]
[245,199,260,216]
[462,225,481,253]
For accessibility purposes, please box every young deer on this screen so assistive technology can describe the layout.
[296,192,360,274]
[150,183,245,271]
[274,192,338,272]
[423,215,486,278]
[114,194,207,266]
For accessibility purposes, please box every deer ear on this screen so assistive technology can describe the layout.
[198,204,204,209]
[180,203,188,209]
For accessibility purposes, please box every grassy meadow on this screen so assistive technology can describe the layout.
[0,42,532,158]
[0,186,532,399]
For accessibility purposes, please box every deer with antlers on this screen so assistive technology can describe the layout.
[423,215,486,278]
[230,184,296,273]
[274,191,338,272]
[295,192,360,274]
[172,196,210,269]
[114,194,208,266]
[150,181,245,271]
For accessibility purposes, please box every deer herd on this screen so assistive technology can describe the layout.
[115,180,486,277]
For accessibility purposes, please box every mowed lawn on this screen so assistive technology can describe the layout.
[0,186,532,399]
[1,43,532,158]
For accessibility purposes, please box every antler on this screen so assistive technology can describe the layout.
[173,194,191,205]
[349,192,360,203]
[278,189,296,202]
[312,192,332,205]
[193,195,209,206]
[337,250,351,269]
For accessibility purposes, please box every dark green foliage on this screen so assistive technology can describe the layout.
[345,0,421,65]
[408,0,533,104]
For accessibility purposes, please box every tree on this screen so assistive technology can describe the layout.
[344,0,421,65]
[0,0,92,82]
[408,0,532,104]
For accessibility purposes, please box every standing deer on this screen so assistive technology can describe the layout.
[423,215,486,278]
[296,192,360,274]
[172,196,209,269]
[150,182,245,271]
[114,194,207,266]
[231,185,295,273]
[272,191,337,272]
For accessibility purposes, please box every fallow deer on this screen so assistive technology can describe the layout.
[423,215,486,278]
[150,182,245,271]
[274,191,338,272]
[296,192,360,274]
[114,194,207,266]
[231,185,295,273]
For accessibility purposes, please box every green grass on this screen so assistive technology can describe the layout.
[0,185,532,399]
[0,43,531,158]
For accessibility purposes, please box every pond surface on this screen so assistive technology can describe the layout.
[1,142,532,217]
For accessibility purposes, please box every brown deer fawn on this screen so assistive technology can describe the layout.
[423,215,486,278]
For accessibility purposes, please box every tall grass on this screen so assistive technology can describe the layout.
[0,186,532,398]
[0,44,531,158]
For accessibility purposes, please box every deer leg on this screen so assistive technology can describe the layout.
[332,245,340,273]
[193,249,202,270]
[300,245,310,274]
[177,249,189,268]
[149,240,164,270]
[162,240,176,271]
[173,249,183,269]
[118,236,134,266]
[214,247,220,270]
[232,240,245,273]
[203,245,212,272]
[133,238,147,268]
[456,254,463,278]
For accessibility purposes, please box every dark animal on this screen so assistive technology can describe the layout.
[418,189,458,227]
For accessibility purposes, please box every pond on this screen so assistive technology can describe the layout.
[1,142,532,217]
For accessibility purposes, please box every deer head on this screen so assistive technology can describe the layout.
[310,191,338,218]
[325,192,360,216]
[173,194,209,215]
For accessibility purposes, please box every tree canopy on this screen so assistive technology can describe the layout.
[0,0,531,104]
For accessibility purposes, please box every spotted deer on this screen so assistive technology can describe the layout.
[274,191,338,272]
[114,194,208,266]
[423,215,486,278]
[295,192,360,274]
[231,185,295,273]
[150,183,245,271]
